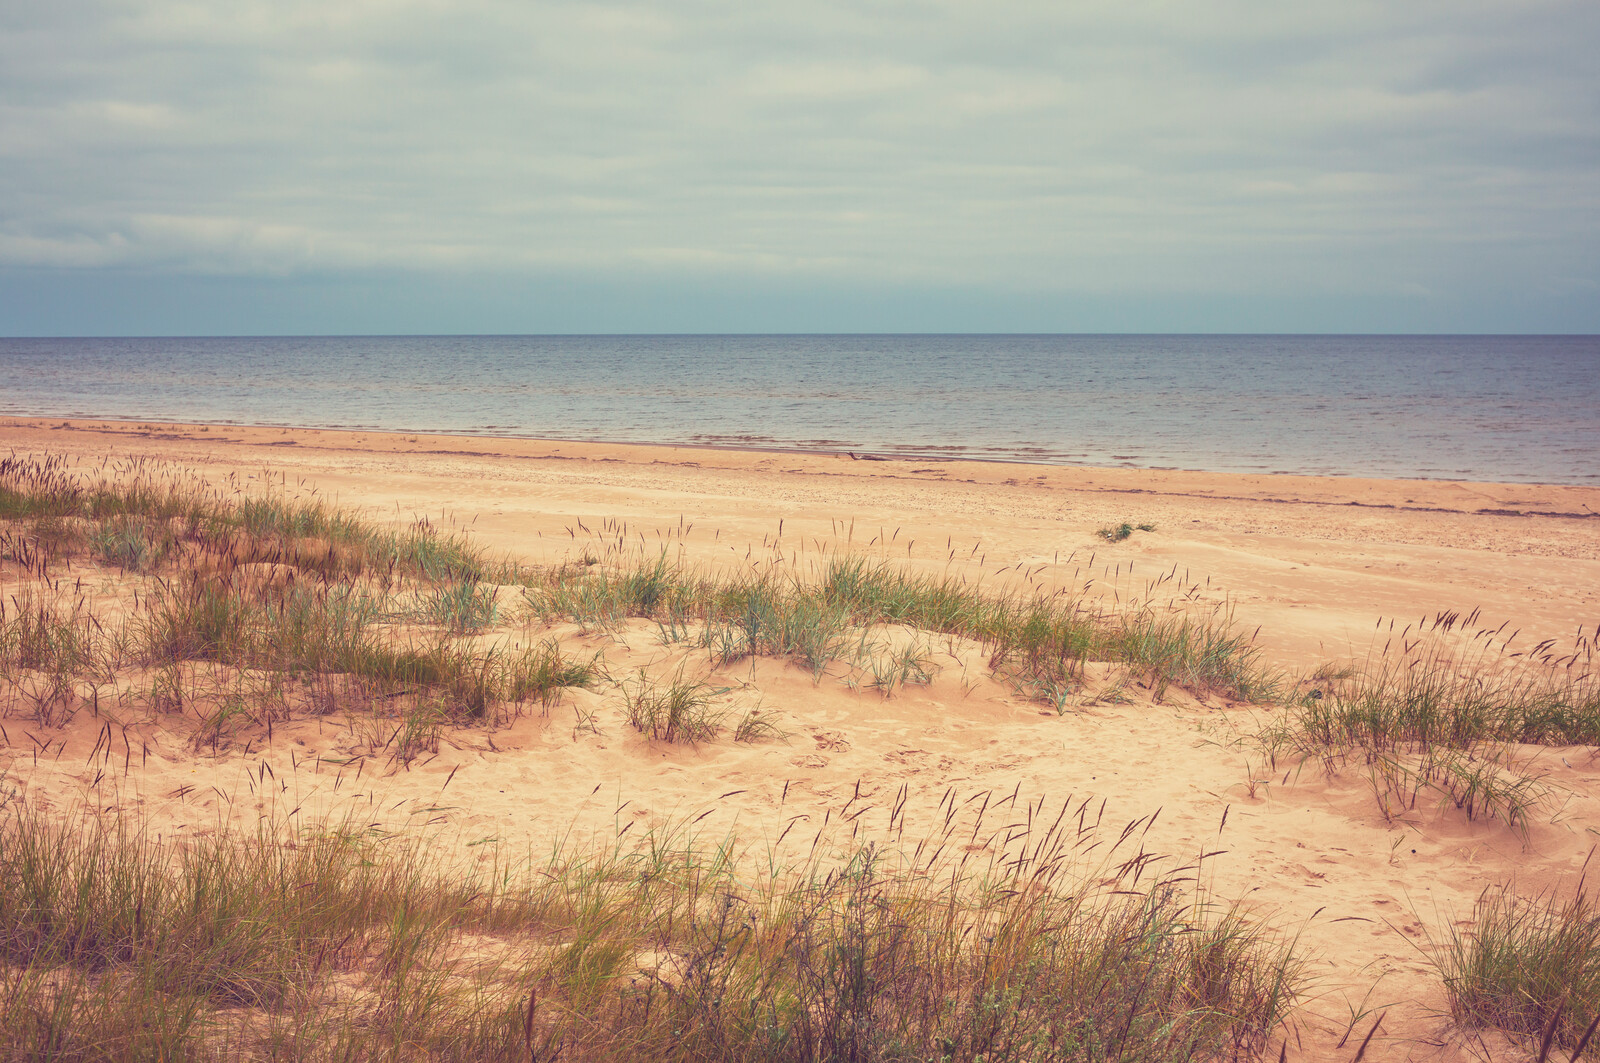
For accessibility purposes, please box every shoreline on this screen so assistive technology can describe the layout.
[5,400,1596,487]
[7,414,1598,518]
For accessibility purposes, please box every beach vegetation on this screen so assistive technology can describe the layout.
[860,631,939,696]
[1259,613,1597,837]
[0,456,593,745]
[0,795,1302,1062]
[1096,521,1156,543]
[527,549,1269,707]
[1435,885,1600,1058]
[417,577,501,633]
[621,665,730,743]
[732,703,788,743]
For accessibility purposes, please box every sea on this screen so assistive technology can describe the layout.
[1,334,1596,484]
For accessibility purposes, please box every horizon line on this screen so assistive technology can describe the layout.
[6,331,1599,341]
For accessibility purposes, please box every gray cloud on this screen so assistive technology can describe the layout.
[1,0,1596,330]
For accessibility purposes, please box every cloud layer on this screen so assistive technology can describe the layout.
[2,0,1596,331]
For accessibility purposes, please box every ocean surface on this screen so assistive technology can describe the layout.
[1,335,1596,484]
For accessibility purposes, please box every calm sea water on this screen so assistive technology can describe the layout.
[0,335,1595,484]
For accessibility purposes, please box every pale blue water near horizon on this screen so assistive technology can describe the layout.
[1,335,1596,484]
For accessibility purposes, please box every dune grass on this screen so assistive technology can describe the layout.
[1,455,593,742]
[1,454,1272,716]
[527,550,1273,706]
[1261,613,1598,836]
[0,796,1302,1062]
[0,452,489,584]
[417,578,501,634]
[1284,616,1600,749]
[4,451,1274,749]
[129,579,584,725]
[1437,885,1600,1059]
[621,665,730,744]
[1095,521,1156,543]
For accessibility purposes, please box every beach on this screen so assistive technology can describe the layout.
[12,416,1596,664]
[3,414,1599,1061]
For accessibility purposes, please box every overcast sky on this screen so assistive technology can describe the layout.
[2,0,1596,334]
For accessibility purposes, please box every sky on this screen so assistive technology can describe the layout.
[1,0,1597,335]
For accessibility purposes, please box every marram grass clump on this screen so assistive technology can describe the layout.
[1259,611,1599,836]
[1439,885,1600,1058]
[1096,521,1156,543]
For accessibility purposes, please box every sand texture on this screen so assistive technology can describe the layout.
[3,415,1599,1061]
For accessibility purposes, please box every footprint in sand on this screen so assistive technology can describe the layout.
[812,730,851,753]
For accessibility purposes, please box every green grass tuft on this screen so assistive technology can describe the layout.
[1095,521,1155,543]
[1440,887,1600,1056]
[1262,628,1596,835]
[622,666,729,744]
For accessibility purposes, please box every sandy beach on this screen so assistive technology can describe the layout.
[3,414,1599,1061]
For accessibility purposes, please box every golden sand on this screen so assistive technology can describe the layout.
[3,415,1598,1061]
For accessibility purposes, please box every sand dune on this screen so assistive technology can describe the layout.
[3,415,1599,1061]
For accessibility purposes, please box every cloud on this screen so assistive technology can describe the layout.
[0,0,1596,328]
